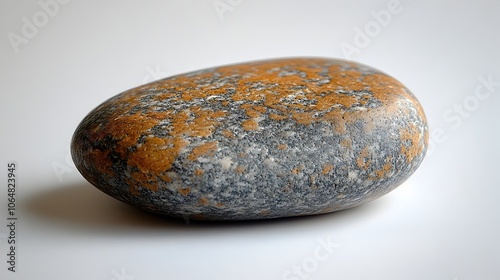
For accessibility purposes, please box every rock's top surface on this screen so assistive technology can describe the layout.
[71,57,428,220]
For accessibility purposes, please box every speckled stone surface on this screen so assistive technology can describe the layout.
[71,57,428,221]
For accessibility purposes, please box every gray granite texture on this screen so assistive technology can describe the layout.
[71,57,428,220]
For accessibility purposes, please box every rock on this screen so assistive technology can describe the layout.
[71,57,428,221]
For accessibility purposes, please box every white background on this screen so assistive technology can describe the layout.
[1,0,499,279]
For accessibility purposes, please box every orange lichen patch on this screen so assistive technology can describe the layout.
[152,92,178,101]
[129,171,159,192]
[253,105,267,113]
[320,110,347,134]
[99,104,225,193]
[356,146,371,170]
[365,72,406,95]
[178,187,191,196]
[322,164,334,175]
[333,68,364,87]
[372,157,393,179]
[423,127,429,147]
[194,169,204,176]
[292,112,315,125]
[89,149,114,177]
[128,136,188,174]
[222,129,235,139]
[221,101,230,106]
[277,144,288,150]
[340,138,352,149]
[235,165,246,174]
[269,113,287,121]
[242,119,259,131]
[98,111,169,158]
[232,89,264,102]
[169,74,218,101]
[295,65,324,79]
[198,197,209,206]
[362,74,406,108]
[259,209,271,216]
[240,104,261,118]
[291,165,304,175]
[215,202,225,208]
[188,142,218,161]
[129,185,141,196]
[161,58,421,136]
[400,124,424,163]
[354,109,380,135]
[160,173,172,183]
[187,106,227,137]
[315,93,358,110]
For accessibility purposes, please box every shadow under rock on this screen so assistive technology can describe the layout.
[24,180,391,235]
[24,181,187,231]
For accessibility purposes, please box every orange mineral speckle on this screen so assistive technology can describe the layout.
[194,169,204,176]
[128,136,188,174]
[322,164,334,175]
[240,104,265,118]
[188,142,218,161]
[242,119,259,131]
[356,146,371,170]
[129,171,159,192]
[259,209,271,215]
[129,185,140,196]
[320,110,347,134]
[292,112,315,125]
[373,158,393,179]
[198,197,209,206]
[400,123,424,163]
[222,129,235,139]
[340,138,352,149]
[235,165,246,174]
[291,165,304,175]
[269,113,287,121]
[187,106,227,137]
[160,174,172,183]
[277,144,288,150]
[178,187,191,196]
[89,149,114,177]
[100,111,168,159]
[315,92,358,110]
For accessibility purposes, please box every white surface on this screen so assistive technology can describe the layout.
[1,0,499,279]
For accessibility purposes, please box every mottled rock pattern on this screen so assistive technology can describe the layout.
[71,57,428,220]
